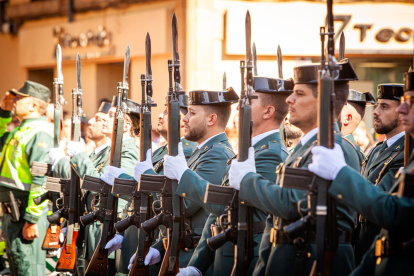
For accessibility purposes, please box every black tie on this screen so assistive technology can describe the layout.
[378,142,388,155]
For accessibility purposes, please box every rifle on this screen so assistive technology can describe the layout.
[281,1,339,275]
[81,45,130,276]
[31,44,67,251]
[55,53,85,273]
[124,32,157,276]
[204,11,256,276]
[139,16,184,274]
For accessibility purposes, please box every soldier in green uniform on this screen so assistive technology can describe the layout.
[173,76,293,276]
[340,89,376,165]
[102,93,196,276]
[354,84,405,266]
[139,89,239,272]
[307,70,414,276]
[0,81,53,276]
[228,61,360,276]
[49,101,112,270]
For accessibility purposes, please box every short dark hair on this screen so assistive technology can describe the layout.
[126,113,140,137]
[348,101,366,119]
[306,82,349,118]
[259,92,289,124]
[203,104,232,129]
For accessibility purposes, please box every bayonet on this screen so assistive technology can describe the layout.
[172,13,182,92]
[223,72,227,90]
[57,44,64,85]
[245,11,253,94]
[253,42,258,76]
[123,45,130,91]
[277,45,283,79]
[339,32,345,60]
[76,53,82,95]
[146,33,153,103]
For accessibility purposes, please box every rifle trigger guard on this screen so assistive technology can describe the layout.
[297,198,308,218]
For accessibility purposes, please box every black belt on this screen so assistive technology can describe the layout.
[375,236,414,258]
[211,220,266,236]
[271,229,352,245]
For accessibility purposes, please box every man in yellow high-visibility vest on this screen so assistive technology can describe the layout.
[0,81,52,276]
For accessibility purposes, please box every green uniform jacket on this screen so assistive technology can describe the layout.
[184,131,289,275]
[328,153,414,276]
[116,138,196,275]
[355,135,405,265]
[151,133,234,269]
[344,134,365,167]
[240,125,360,276]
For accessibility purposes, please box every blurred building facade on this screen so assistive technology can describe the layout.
[0,0,413,136]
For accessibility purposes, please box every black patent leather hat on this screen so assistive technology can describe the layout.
[377,84,404,101]
[253,76,294,93]
[189,88,239,105]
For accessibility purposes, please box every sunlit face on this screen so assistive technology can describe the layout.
[88,112,106,141]
[12,95,32,119]
[102,107,116,136]
[182,105,208,142]
[285,84,317,132]
[62,117,71,140]
[284,114,303,140]
[398,91,414,136]
[373,99,401,134]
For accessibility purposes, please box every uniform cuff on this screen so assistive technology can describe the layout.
[23,211,40,224]
[0,108,11,118]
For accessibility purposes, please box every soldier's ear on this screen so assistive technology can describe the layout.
[263,106,275,120]
[207,113,218,127]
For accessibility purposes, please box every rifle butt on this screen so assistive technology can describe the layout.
[85,241,110,276]
[55,230,79,273]
[41,223,61,250]
[158,240,180,276]
[128,240,151,276]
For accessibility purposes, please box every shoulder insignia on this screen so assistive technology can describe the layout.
[342,136,357,152]
[185,143,189,146]
[272,140,276,143]
[396,145,401,150]
[260,144,266,149]
[37,142,47,148]
[224,146,235,156]
[204,145,208,151]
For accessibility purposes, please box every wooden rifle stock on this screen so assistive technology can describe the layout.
[159,238,181,276]
[42,224,61,250]
[56,229,79,273]
[128,240,151,276]
[85,233,115,276]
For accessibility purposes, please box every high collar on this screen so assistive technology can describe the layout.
[94,142,111,155]
[197,132,225,150]
[385,131,405,148]
[299,127,318,146]
[252,129,279,147]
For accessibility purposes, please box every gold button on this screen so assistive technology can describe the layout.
[218,142,221,144]
[74,164,77,168]
[307,252,311,258]
[185,143,189,145]
[337,194,343,200]
[241,201,245,204]
[182,193,186,197]
[376,257,381,265]
[185,248,189,251]
[272,140,276,142]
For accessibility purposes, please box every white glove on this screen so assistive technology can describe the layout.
[176,266,202,276]
[66,140,86,158]
[104,234,123,255]
[229,147,256,190]
[49,140,66,170]
[59,227,67,243]
[127,247,161,269]
[134,149,153,181]
[308,144,346,181]
[164,142,188,182]
[57,247,62,258]
[100,166,126,186]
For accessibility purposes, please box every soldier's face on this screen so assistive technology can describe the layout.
[398,91,414,136]
[157,107,188,139]
[286,84,317,133]
[12,95,32,119]
[102,107,116,136]
[373,99,401,134]
[88,112,106,141]
[183,105,208,142]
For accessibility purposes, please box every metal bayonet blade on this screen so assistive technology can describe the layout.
[223,72,227,90]
[277,45,283,79]
[172,13,181,90]
[339,32,345,60]
[253,42,258,76]
[146,33,152,80]
[56,44,63,83]
[76,53,82,93]
[245,11,252,64]
[123,45,130,90]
